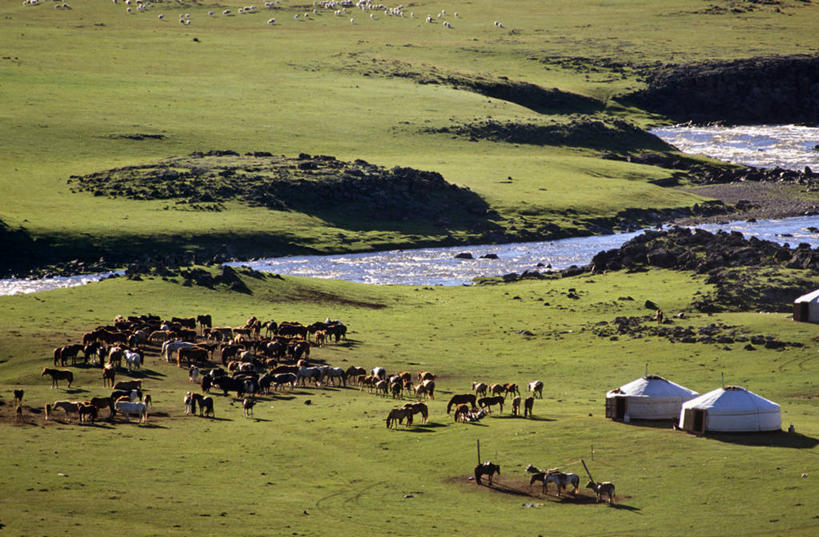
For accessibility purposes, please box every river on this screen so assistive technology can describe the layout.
[2,125,817,293]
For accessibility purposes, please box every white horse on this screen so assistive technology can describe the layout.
[161,340,197,362]
[544,472,580,496]
[124,350,142,371]
[371,366,386,380]
[324,367,347,386]
[184,392,194,415]
[297,366,321,386]
[189,366,200,384]
[115,400,148,423]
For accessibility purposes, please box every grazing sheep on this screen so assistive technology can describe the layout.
[157,13,163,19]
[223,9,231,15]
[267,17,276,24]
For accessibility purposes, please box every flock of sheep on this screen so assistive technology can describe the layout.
[19,0,507,30]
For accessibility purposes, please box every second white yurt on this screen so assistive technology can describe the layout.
[678,385,781,433]
[793,288,819,323]
[606,375,699,421]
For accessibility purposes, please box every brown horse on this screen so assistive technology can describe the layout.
[489,383,505,397]
[102,365,116,387]
[192,393,214,417]
[401,402,428,423]
[446,394,477,414]
[385,407,413,428]
[42,368,73,389]
[478,396,505,414]
[78,403,98,424]
[524,396,534,418]
[418,370,436,381]
[512,396,521,416]
[52,400,79,420]
[504,383,520,398]
[453,403,471,423]
[89,396,116,418]
[474,462,500,486]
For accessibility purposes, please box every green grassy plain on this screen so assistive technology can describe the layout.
[0,270,817,536]
[2,0,819,259]
[2,2,819,536]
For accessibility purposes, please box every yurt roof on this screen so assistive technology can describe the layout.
[794,288,819,303]
[681,386,780,415]
[608,375,699,398]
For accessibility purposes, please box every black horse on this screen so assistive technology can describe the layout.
[474,462,500,486]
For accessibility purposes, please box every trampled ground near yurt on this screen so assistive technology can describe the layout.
[0,269,816,536]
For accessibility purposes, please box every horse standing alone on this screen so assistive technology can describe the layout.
[474,462,500,486]
[41,368,73,389]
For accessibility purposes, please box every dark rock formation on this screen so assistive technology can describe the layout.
[626,55,819,124]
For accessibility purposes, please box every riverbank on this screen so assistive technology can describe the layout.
[675,182,819,225]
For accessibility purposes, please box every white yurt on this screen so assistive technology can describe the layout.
[606,375,699,421]
[678,385,781,433]
[793,289,819,323]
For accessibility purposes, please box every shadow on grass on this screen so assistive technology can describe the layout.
[391,426,435,433]
[120,368,165,380]
[480,482,537,498]
[492,414,555,422]
[416,422,447,428]
[65,388,89,395]
[80,422,116,430]
[614,418,675,430]
[705,430,819,449]
[609,502,641,512]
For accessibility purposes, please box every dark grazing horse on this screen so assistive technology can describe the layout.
[474,462,500,486]
[446,394,477,414]
[42,368,73,388]
[478,396,505,414]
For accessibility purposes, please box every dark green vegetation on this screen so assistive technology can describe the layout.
[68,151,496,233]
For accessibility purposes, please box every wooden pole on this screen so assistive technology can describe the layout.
[581,459,595,483]
[477,439,481,465]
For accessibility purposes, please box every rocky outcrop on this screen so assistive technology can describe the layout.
[589,227,819,275]
[67,152,498,232]
[626,55,819,124]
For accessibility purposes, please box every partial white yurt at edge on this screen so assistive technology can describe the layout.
[793,288,819,323]
[606,375,699,420]
[678,386,781,433]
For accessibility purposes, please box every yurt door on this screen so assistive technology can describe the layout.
[605,397,626,420]
[693,409,706,433]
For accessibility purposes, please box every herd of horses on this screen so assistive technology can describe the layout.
[34,312,352,425]
[28,311,618,503]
